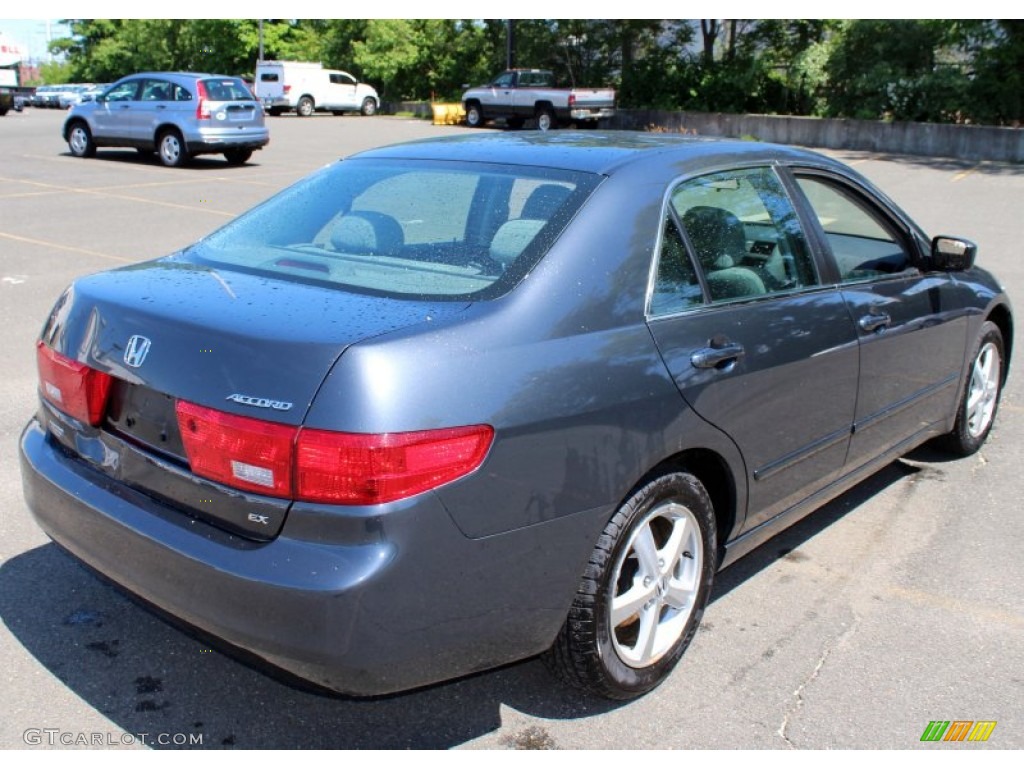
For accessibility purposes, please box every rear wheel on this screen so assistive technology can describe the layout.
[940,321,1004,455]
[157,129,188,168]
[67,122,96,158]
[545,472,717,699]
[360,97,377,116]
[536,108,556,131]
[296,96,315,117]
[223,148,253,165]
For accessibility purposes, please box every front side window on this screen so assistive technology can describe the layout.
[106,80,139,102]
[191,159,600,300]
[795,176,916,282]
[653,166,818,309]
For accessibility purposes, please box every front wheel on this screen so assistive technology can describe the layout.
[465,103,483,128]
[67,122,96,158]
[157,129,188,168]
[545,472,717,699]
[940,321,1004,455]
[296,96,315,117]
[360,97,377,116]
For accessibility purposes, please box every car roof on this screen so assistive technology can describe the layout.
[121,72,241,81]
[350,132,847,178]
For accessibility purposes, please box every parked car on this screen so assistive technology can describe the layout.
[58,84,92,109]
[77,84,109,104]
[254,60,379,117]
[33,84,61,108]
[62,71,269,167]
[462,68,616,130]
[21,133,1011,700]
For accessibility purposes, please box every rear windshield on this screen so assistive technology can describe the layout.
[201,78,255,101]
[189,158,601,300]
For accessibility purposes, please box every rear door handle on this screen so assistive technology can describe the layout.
[858,313,892,333]
[690,341,745,369]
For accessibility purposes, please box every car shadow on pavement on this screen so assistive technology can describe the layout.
[60,150,260,171]
[1,457,925,749]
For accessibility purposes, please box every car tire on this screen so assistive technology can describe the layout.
[545,471,717,699]
[67,121,96,158]
[360,98,377,116]
[939,320,1004,456]
[296,96,315,117]
[157,129,188,168]
[224,149,253,166]
[536,108,556,131]
[465,103,483,128]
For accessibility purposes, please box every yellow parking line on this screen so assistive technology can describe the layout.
[0,175,235,217]
[951,166,979,182]
[884,585,1024,628]
[0,231,134,263]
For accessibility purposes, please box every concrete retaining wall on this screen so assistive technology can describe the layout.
[612,110,1024,163]
[384,101,1023,163]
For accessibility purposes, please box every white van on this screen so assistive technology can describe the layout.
[255,61,380,117]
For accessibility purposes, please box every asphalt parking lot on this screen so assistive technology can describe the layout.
[1,107,1022,750]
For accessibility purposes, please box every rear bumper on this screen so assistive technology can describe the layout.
[19,418,605,695]
[185,130,269,155]
[569,107,615,121]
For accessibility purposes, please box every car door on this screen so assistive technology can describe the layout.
[480,71,515,118]
[647,166,860,531]
[327,72,358,110]
[132,78,175,143]
[790,171,969,471]
[91,79,141,140]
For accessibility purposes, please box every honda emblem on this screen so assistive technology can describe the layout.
[124,335,152,368]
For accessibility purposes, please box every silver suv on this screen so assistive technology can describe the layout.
[63,72,270,167]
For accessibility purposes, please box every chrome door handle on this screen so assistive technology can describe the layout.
[858,313,891,333]
[690,342,745,369]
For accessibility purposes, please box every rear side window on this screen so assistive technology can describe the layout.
[192,159,600,300]
[260,73,279,82]
[651,166,818,311]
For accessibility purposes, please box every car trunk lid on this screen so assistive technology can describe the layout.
[37,258,468,539]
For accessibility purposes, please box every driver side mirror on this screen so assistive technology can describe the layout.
[931,236,977,271]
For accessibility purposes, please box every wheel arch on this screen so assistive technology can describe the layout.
[534,100,555,113]
[154,123,186,151]
[631,447,739,567]
[986,302,1013,382]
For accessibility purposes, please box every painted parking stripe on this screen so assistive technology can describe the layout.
[0,232,134,263]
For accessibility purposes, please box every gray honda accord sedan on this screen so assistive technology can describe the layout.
[20,132,1012,699]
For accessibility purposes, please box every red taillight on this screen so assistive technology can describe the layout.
[283,85,291,94]
[176,401,294,497]
[296,425,494,505]
[569,93,576,107]
[36,341,112,427]
[196,80,210,120]
[174,400,493,505]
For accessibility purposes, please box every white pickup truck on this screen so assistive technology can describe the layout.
[462,69,615,130]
